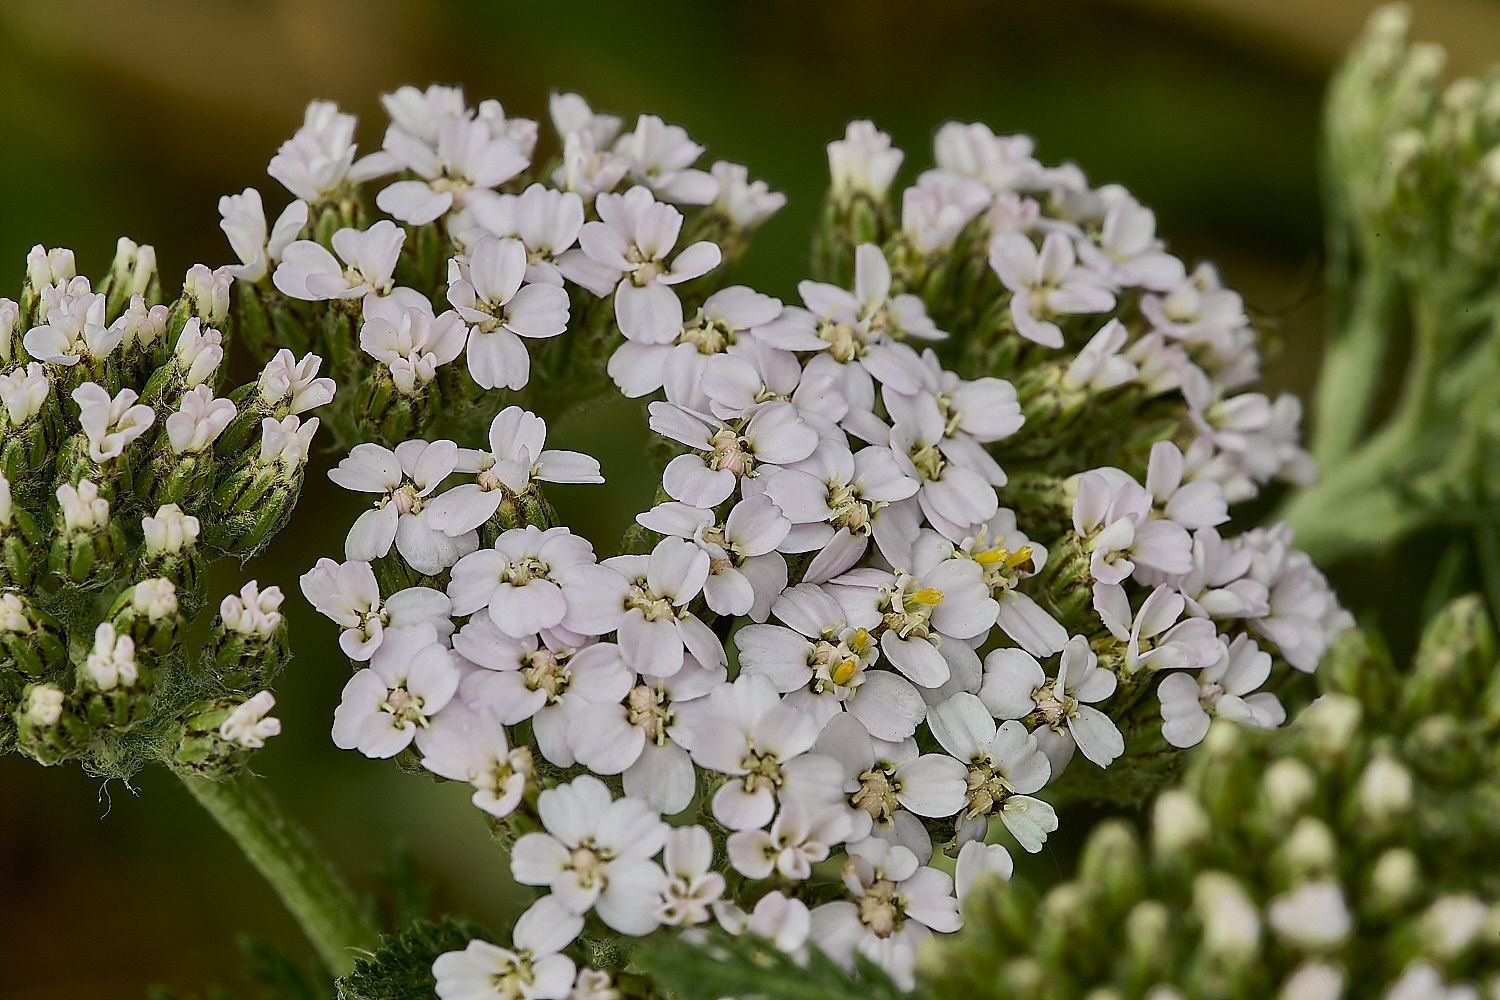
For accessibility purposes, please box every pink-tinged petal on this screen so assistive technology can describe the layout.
[615,280,684,344]
[660,241,722,284]
[376,180,453,226]
[569,703,646,774]
[711,781,776,831]
[623,742,696,815]
[663,454,735,507]
[577,220,633,270]
[880,632,949,688]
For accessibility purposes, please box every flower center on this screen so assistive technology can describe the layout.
[807,627,871,695]
[971,543,1034,593]
[818,320,865,362]
[626,582,679,622]
[707,428,754,476]
[476,746,533,793]
[1032,683,1076,731]
[906,436,946,482]
[626,684,675,746]
[569,841,614,885]
[880,581,943,640]
[680,316,733,354]
[856,877,906,939]
[850,767,901,823]
[503,554,550,586]
[520,648,572,704]
[739,745,785,793]
[827,480,881,534]
[381,685,428,726]
[963,754,1014,820]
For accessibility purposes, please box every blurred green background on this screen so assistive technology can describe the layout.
[1,0,1494,996]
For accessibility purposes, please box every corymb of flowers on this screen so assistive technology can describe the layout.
[1,82,1350,996]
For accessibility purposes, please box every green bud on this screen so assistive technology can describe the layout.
[1076,819,1145,913]
[1402,594,1495,718]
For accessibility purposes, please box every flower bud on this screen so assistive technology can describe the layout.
[0,362,50,427]
[827,120,903,204]
[208,580,290,688]
[1266,881,1352,952]
[1296,694,1362,757]
[1419,895,1489,962]
[1262,757,1319,820]
[0,297,17,364]
[165,385,236,454]
[172,317,224,388]
[1368,848,1420,910]
[183,263,232,325]
[22,683,64,726]
[130,578,178,622]
[1125,899,1174,978]
[101,237,158,319]
[50,479,121,583]
[0,594,65,678]
[26,244,76,291]
[169,693,277,778]
[83,622,138,691]
[1193,871,1261,964]
[1357,752,1413,825]
[1153,789,1211,858]
[1276,817,1339,881]
[1076,819,1144,911]
[113,294,170,356]
[258,349,336,416]
[1278,961,1346,1000]
[142,504,199,557]
[218,690,281,748]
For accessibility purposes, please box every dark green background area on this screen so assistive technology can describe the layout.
[0,1,1418,996]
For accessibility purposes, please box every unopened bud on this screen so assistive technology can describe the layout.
[183,263,232,325]
[827,120,904,203]
[1369,848,1420,908]
[57,479,109,532]
[130,578,178,622]
[113,294,170,354]
[142,504,200,557]
[258,414,319,475]
[27,244,76,289]
[1279,817,1338,879]
[1266,881,1352,952]
[1262,757,1319,819]
[166,385,236,454]
[1193,871,1261,964]
[1153,789,1211,857]
[173,317,224,387]
[258,349,336,415]
[220,580,284,638]
[1279,961,1346,1000]
[1420,895,1489,961]
[23,684,65,726]
[1296,694,1362,756]
[0,592,30,632]
[219,691,281,748]
[1357,753,1413,825]
[0,363,50,427]
[84,622,137,690]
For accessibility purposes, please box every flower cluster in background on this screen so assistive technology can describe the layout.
[238,84,1352,995]
[0,235,336,782]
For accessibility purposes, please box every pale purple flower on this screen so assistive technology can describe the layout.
[1158,634,1285,749]
[299,557,452,660]
[329,440,476,575]
[447,236,570,390]
[925,693,1056,851]
[601,537,725,676]
[331,622,461,758]
[274,220,405,301]
[988,230,1115,349]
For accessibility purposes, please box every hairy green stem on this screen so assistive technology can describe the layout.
[180,772,379,977]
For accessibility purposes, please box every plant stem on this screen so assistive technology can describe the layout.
[1311,260,1396,472]
[180,771,379,978]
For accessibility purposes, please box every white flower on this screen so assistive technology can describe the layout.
[809,838,959,991]
[1071,470,1192,585]
[1144,439,1230,531]
[424,407,603,537]
[1421,895,1491,961]
[601,537,726,676]
[1158,634,1284,749]
[648,400,818,508]
[684,673,844,830]
[219,187,308,282]
[1062,318,1138,393]
[980,637,1123,772]
[268,100,375,203]
[816,712,967,858]
[954,839,1014,905]
[552,129,632,204]
[433,896,582,1000]
[988,231,1115,349]
[25,244,76,288]
[613,114,717,205]
[926,693,1056,850]
[447,236,570,390]
[727,801,854,881]
[86,622,138,690]
[902,170,991,252]
[58,479,109,532]
[1239,523,1352,672]
[549,91,623,150]
[1076,190,1185,291]
[381,84,468,144]
[447,525,620,639]
[1359,752,1414,825]
[577,186,722,343]
[332,623,461,758]
[299,557,452,660]
[1383,963,1478,1000]
[274,220,405,301]
[131,578,178,621]
[24,287,119,365]
[569,968,618,1000]
[377,114,529,226]
[829,565,995,689]
[330,440,477,574]
[419,700,534,818]
[710,160,786,228]
[635,497,789,620]
[142,504,200,557]
[0,297,15,363]
[933,121,1042,193]
[458,629,631,767]
[1266,881,1353,951]
[1094,582,1221,675]
[359,302,468,394]
[566,655,722,814]
[166,385,236,454]
[715,891,813,957]
[25,685,65,726]
[737,583,923,740]
[0,363,49,426]
[655,825,726,926]
[220,581,284,637]
[258,349,336,414]
[220,691,282,749]
[827,120,904,202]
[72,383,154,464]
[607,284,783,401]
[172,317,224,387]
[511,776,668,935]
[112,294,169,355]
[458,183,589,287]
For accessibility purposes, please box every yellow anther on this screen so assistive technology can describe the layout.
[831,658,859,686]
[1005,545,1034,570]
[910,588,944,605]
[850,627,870,652]
[972,546,1010,565]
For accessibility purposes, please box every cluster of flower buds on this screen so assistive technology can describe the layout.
[925,594,1500,1000]
[0,239,331,780]
[256,80,1354,996]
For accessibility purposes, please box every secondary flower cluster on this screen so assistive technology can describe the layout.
[0,238,331,780]
[268,87,1351,994]
[925,595,1500,1000]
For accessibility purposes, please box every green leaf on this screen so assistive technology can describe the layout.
[335,917,493,1000]
[634,927,924,1000]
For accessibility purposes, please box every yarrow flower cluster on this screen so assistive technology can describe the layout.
[257,85,1353,994]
